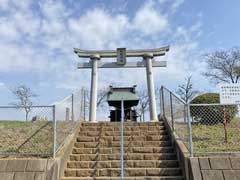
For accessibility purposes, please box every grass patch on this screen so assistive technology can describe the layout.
[175,118,240,154]
[0,120,78,157]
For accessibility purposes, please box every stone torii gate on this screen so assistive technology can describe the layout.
[74,46,170,122]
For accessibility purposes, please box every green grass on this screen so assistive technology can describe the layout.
[175,118,240,154]
[0,120,78,157]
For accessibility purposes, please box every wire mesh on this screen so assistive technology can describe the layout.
[54,88,87,152]
[160,86,240,155]
[0,106,54,157]
[162,88,172,123]
[0,87,90,157]
[161,87,190,151]
[190,104,240,153]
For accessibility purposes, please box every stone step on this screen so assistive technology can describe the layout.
[72,147,174,154]
[62,176,184,180]
[81,122,164,127]
[69,153,177,161]
[79,126,165,132]
[67,160,179,169]
[74,141,171,148]
[78,130,168,136]
[76,135,169,142]
[61,121,184,180]
[64,168,181,177]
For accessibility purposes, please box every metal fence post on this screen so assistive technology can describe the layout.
[159,88,162,117]
[121,98,124,180]
[80,88,83,119]
[186,104,193,157]
[161,86,165,118]
[71,93,74,121]
[83,89,86,121]
[170,92,174,131]
[52,105,56,158]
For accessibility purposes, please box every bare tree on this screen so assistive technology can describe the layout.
[10,85,37,121]
[203,48,240,84]
[137,90,149,122]
[97,89,108,108]
[86,88,108,109]
[176,76,199,103]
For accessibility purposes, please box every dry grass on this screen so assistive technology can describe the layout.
[0,120,78,157]
[174,119,240,154]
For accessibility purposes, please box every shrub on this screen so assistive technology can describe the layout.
[190,93,237,124]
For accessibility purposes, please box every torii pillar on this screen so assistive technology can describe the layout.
[144,53,158,121]
[89,55,100,122]
[74,47,170,122]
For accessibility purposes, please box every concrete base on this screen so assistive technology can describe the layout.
[150,119,158,122]
[0,159,59,180]
[90,120,98,123]
[189,156,240,180]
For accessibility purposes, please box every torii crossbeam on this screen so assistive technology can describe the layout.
[74,46,170,122]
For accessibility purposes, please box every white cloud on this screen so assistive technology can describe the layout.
[174,21,202,43]
[13,12,41,37]
[39,0,69,20]
[153,42,199,84]
[171,0,185,13]
[0,0,8,10]
[11,0,32,10]
[133,1,168,36]
[158,0,168,4]
[0,82,5,88]
[0,82,9,93]
[0,17,20,41]
[68,8,129,49]
[0,42,52,73]
[190,22,202,31]
[0,0,41,42]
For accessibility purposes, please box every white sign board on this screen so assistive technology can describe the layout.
[219,84,240,104]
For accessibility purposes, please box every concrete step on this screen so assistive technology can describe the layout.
[62,176,184,180]
[81,122,164,127]
[72,147,174,154]
[78,130,168,136]
[74,141,171,148]
[67,160,179,169]
[76,135,169,142]
[69,153,177,161]
[79,126,165,132]
[64,168,181,177]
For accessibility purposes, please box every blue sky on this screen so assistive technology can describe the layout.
[0,0,240,107]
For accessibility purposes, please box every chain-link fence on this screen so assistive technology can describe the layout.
[160,86,190,151]
[0,87,91,157]
[53,87,88,154]
[161,86,240,156]
[54,87,88,121]
[0,106,55,157]
[189,104,240,154]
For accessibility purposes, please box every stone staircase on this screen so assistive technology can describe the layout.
[61,121,184,180]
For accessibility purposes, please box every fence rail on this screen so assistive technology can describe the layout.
[160,86,240,156]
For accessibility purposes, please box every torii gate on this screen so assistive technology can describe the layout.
[74,46,170,122]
